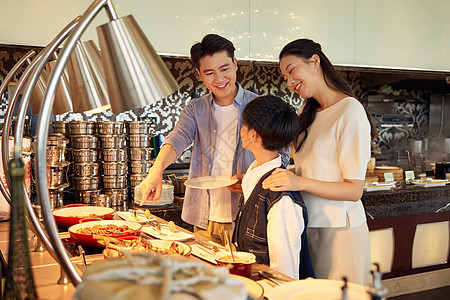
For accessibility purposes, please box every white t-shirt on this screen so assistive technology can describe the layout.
[209,102,238,222]
[293,97,371,228]
[243,155,304,279]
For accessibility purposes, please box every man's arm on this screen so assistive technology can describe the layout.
[138,145,177,205]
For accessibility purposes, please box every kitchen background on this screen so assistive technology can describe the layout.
[1,44,449,168]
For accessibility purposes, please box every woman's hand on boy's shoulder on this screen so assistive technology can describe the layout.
[227,173,244,194]
[262,168,302,192]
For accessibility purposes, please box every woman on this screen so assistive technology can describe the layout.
[262,39,377,285]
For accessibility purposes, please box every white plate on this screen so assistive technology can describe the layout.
[141,226,194,241]
[135,197,174,207]
[269,279,370,300]
[364,184,395,192]
[116,211,155,224]
[411,180,448,187]
[230,274,264,300]
[184,176,238,189]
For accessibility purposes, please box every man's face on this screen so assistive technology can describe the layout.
[196,51,238,103]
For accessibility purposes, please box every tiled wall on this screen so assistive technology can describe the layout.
[0,44,438,162]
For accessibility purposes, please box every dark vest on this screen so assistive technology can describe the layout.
[232,168,315,279]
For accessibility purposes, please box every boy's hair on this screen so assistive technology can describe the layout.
[190,34,235,69]
[242,95,298,151]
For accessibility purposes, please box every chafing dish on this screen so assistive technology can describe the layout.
[103,189,127,206]
[50,122,69,135]
[128,134,153,148]
[75,190,101,204]
[71,149,99,163]
[125,121,153,135]
[96,121,125,135]
[102,175,127,189]
[48,133,69,147]
[47,167,69,188]
[128,147,153,161]
[47,146,67,165]
[72,162,99,177]
[90,194,111,207]
[129,160,153,174]
[129,173,147,187]
[102,162,128,176]
[98,135,126,149]
[71,135,98,149]
[68,120,95,135]
[72,176,100,190]
[49,190,64,209]
[102,148,127,162]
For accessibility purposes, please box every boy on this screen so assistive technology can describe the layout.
[232,95,315,279]
[139,34,289,245]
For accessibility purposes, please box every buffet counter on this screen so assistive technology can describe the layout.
[361,183,450,296]
[0,213,291,299]
[362,182,450,219]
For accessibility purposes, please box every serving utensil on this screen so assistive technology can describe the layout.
[78,245,87,269]
[224,230,235,262]
[195,239,220,254]
[258,270,294,285]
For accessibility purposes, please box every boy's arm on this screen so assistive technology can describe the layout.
[267,196,304,280]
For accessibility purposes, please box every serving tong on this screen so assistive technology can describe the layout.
[130,210,167,236]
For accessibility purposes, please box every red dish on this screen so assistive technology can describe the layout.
[53,205,115,228]
[68,220,142,247]
[215,251,256,278]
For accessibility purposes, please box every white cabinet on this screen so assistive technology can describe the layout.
[116,0,249,57]
[249,0,355,64]
[0,0,448,71]
[355,0,450,71]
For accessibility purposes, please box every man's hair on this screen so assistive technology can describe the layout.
[190,34,235,69]
[242,95,298,151]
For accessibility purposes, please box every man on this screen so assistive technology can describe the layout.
[139,34,288,245]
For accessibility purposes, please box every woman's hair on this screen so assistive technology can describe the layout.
[190,34,235,69]
[279,39,377,152]
[242,95,298,151]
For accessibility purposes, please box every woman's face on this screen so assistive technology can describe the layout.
[279,54,319,99]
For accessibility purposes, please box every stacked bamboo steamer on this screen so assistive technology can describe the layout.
[374,166,404,182]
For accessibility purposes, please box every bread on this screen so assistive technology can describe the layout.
[74,252,247,300]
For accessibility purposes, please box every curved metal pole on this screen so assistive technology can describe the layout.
[0,50,36,203]
[2,55,44,196]
[37,0,116,286]
[11,17,81,268]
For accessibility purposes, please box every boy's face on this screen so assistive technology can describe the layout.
[240,123,254,151]
[196,51,238,103]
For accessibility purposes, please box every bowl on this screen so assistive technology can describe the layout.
[215,251,256,278]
